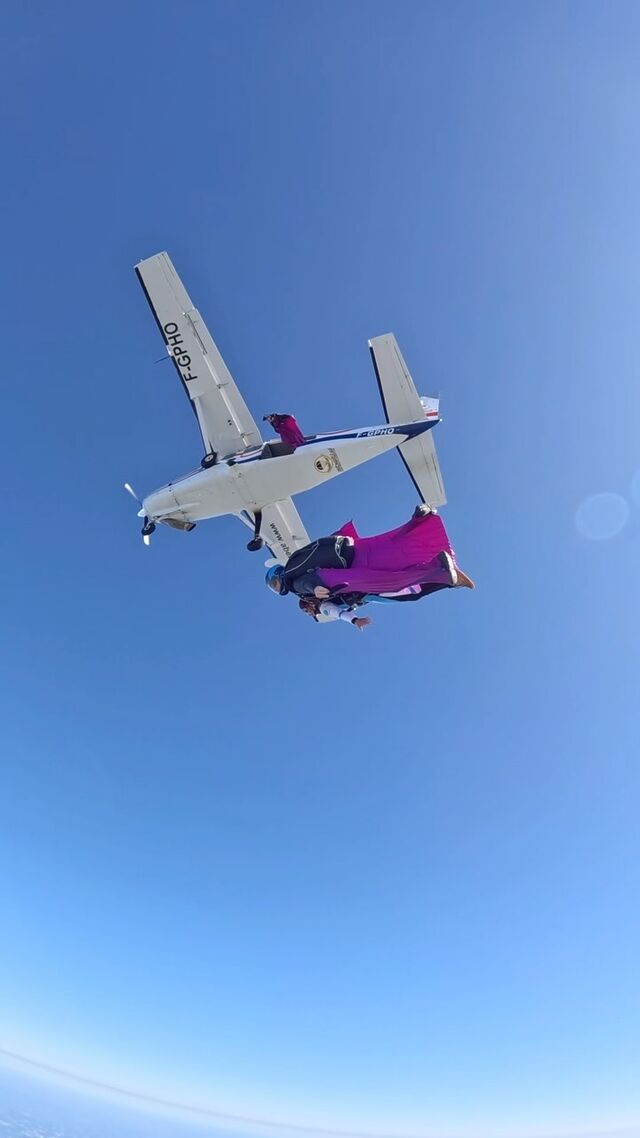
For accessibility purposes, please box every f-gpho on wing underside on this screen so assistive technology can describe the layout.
[128,252,446,565]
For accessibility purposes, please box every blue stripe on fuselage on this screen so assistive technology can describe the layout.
[230,418,438,464]
[168,418,439,484]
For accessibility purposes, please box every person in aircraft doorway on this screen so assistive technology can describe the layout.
[259,412,306,458]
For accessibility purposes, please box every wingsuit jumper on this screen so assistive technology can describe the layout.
[265,506,474,628]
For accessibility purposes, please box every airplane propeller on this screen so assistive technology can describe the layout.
[124,483,155,546]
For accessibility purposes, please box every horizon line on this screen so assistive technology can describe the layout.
[1,1046,639,1138]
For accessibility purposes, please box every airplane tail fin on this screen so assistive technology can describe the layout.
[398,434,446,507]
[369,334,436,424]
[368,334,446,506]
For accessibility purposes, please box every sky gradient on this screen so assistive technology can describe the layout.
[1,2,640,1136]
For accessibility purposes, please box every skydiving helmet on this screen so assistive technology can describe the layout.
[265,564,287,594]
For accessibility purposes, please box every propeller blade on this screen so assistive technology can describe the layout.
[124,482,140,503]
[143,534,151,547]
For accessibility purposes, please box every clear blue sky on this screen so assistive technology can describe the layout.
[1,2,639,1135]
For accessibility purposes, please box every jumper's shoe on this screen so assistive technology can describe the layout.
[455,569,475,589]
[438,550,458,585]
[413,503,437,518]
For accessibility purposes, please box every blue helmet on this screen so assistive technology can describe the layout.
[265,564,288,594]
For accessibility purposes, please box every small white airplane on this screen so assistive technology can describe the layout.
[127,252,446,563]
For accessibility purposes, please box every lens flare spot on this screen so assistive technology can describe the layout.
[575,492,629,540]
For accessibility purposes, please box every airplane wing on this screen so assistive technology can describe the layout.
[135,252,263,459]
[238,498,310,565]
[369,333,446,507]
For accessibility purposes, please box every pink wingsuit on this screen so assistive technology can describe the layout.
[318,512,457,595]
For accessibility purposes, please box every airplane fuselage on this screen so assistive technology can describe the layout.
[141,419,438,528]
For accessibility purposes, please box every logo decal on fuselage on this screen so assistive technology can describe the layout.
[314,455,332,474]
[163,322,198,384]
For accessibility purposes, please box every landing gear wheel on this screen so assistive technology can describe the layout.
[185,523,196,532]
[247,508,264,552]
[201,452,217,469]
[141,521,156,537]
